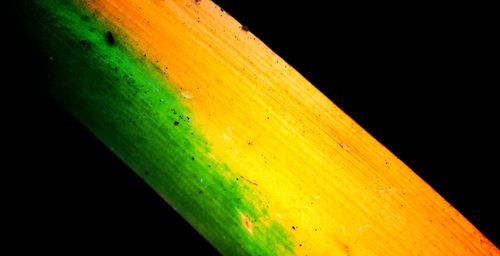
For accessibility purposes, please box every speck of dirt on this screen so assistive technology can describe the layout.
[106,31,115,46]
[173,121,180,126]
[241,25,249,32]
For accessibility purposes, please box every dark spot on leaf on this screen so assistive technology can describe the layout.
[241,25,249,32]
[292,226,296,230]
[173,121,179,126]
[106,31,115,46]
[191,157,195,160]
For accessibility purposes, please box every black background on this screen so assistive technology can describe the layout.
[5,0,497,253]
